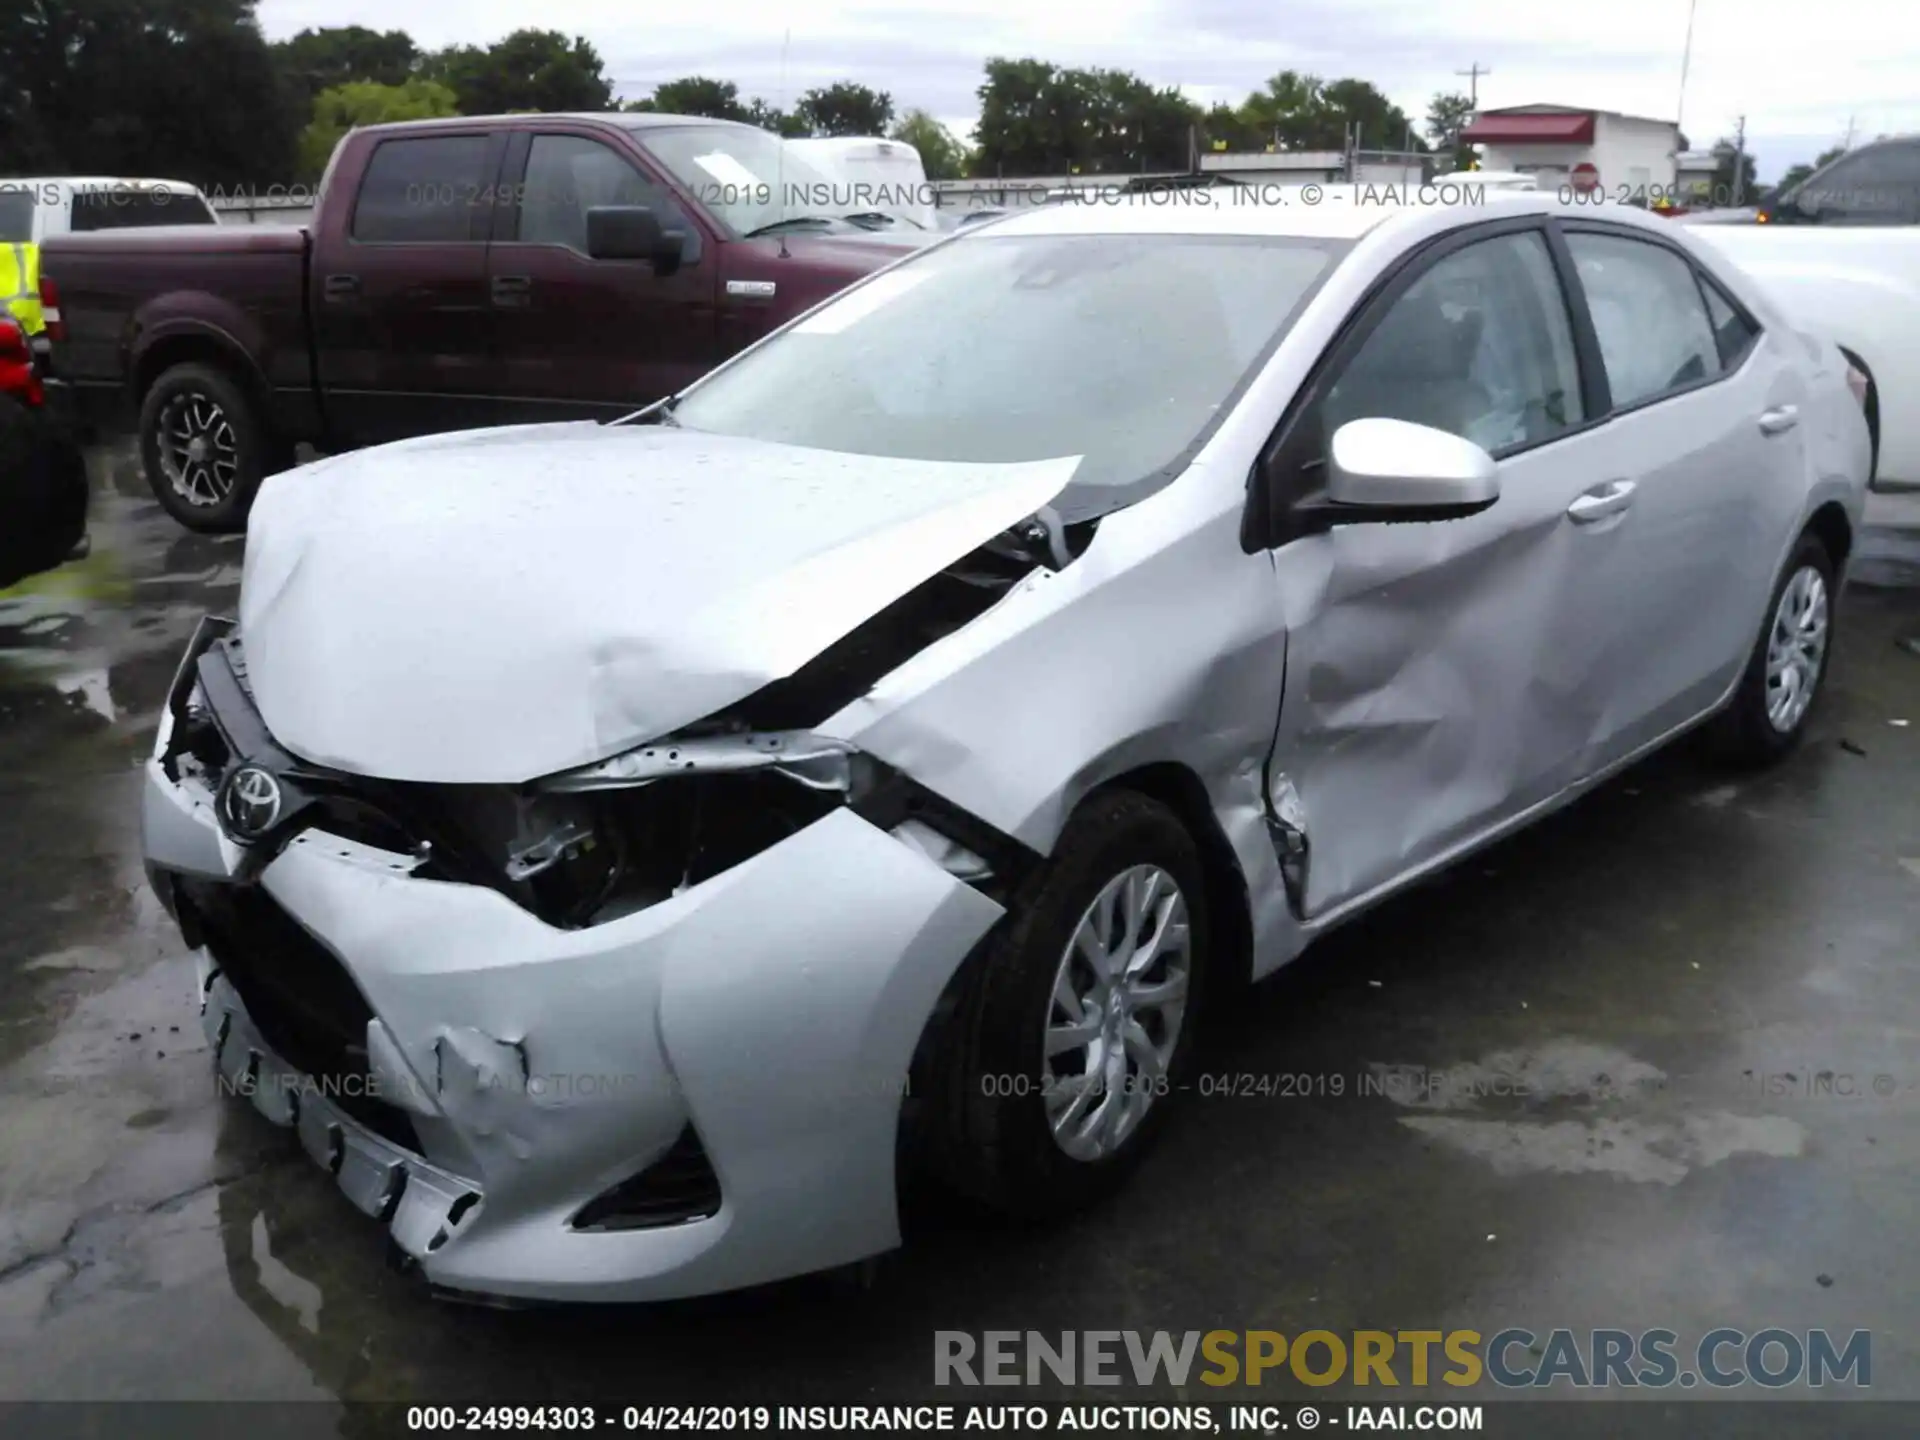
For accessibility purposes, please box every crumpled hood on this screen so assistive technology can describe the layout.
[238,423,1078,784]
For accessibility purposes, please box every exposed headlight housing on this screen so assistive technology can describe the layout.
[888,817,992,881]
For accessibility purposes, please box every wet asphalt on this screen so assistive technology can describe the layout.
[1,446,1918,1417]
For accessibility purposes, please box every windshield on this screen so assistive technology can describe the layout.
[667,232,1341,498]
[636,124,847,236]
[0,190,33,242]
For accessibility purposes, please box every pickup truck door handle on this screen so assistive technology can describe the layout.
[1566,479,1637,524]
[322,273,359,300]
[1758,405,1800,436]
[491,275,532,306]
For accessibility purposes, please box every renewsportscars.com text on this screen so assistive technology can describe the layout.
[934,1328,1871,1389]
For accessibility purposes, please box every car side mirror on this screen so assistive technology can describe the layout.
[1293,418,1500,532]
[586,205,686,275]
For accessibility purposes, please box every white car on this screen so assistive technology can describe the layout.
[0,175,217,241]
[141,191,1869,1304]
[1685,135,1920,497]
[783,136,937,231]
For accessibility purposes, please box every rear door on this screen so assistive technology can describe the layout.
[1261,220,1638,920]
[484,125,720,424]
[1557,223,1808,750]
[313,128,506,446]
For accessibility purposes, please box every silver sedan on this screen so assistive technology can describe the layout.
[140,190,1870,1302]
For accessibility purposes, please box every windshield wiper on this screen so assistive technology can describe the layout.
[743,215,842,238]
[841,211,897,229]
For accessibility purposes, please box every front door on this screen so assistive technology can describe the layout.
[1260,222,1635,920]
[313,129,504,446]
[485,128,720,425]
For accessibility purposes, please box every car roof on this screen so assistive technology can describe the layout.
[979,187,1671,242]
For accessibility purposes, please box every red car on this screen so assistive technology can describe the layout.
[0,309,89,589]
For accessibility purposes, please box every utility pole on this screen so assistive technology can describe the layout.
[1843,115,1857,150]
[1676,0,1698,134]
[1732,114,1747,206]
[1455,64,1489,172]
[1455,63,1489,109]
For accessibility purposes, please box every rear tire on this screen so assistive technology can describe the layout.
[139,362,283,532]
[1707,531,1836,766]
[910,790,1211,1219]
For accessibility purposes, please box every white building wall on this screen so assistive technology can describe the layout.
[1477,117,1677,197]
[1476,142,1589,190]
[1592,114,1679,195]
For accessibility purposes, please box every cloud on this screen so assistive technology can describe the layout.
[258,0,1920,174]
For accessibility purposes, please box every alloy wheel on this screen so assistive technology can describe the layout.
[1765,564,1829,734]
[157,392,240,508]
[1042,864,1192,1162]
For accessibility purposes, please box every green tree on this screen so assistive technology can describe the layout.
[796,82,894,137]
[973,58,1198,175]
[0,0,296,186]
[1321,78,1424,152]
[1709,139,1759,207]
[889,109,969,180]
[1241,70,1329,150]
[746,98,811,136]
[298,78,459,178]
[1425,91,1475,166]
[633,76,749,121]
[424,29,611,114]
[273,25,418,100]
[973,57,1063,175]
[1201,102,1267,154]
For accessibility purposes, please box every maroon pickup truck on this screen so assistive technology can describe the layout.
[43,111,930,529]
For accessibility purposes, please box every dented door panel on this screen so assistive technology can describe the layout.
[1268,427,1637,921]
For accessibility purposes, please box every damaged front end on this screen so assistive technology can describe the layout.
[139,502,1102,1301]
[164,510,1090,930]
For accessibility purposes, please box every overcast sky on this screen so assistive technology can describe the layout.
[260,0,1920,179]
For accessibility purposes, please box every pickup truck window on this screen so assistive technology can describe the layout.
[520,135,677,253]
[71,190,217,231]
[353,135,493,243]
[636,123,844,237]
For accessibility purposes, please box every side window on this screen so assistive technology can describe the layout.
[1700,278,1760,370]
[1793,142,1920,225]
[1322,230,1583,456]
[1565,232,1720,408]
[352,136,492,243]
[519,135,677,253]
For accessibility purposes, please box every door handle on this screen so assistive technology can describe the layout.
[1758,405,1799,436]
[491,275,531,307]
[322,273,359,300]
[1566,479,1637,524]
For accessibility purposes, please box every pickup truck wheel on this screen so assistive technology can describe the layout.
[139,363,275,532]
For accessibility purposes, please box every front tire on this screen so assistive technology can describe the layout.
[1708,531,1836,765]
[139,362,281,532]
[912,790,1211,1218]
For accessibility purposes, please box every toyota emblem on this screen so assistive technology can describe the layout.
[220,765,283,840]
